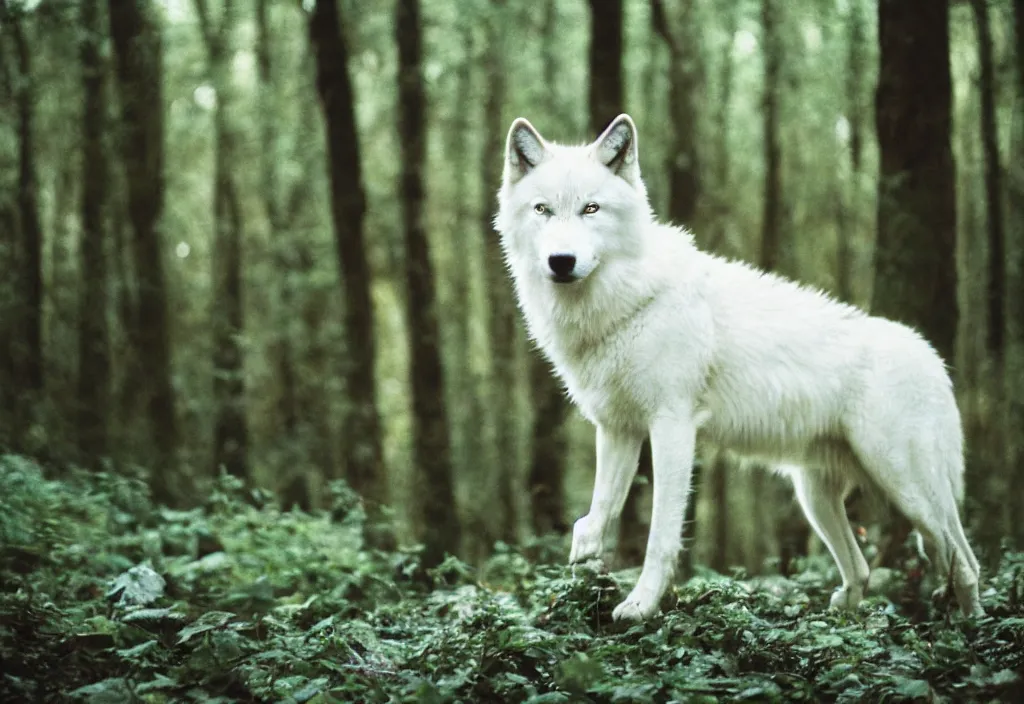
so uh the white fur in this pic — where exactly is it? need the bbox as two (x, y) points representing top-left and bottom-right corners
(495, 114), (983, 621)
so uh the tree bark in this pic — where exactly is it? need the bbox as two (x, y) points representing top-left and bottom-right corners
(108, 0), (179, 502)
(194, 0), (249, 479)
(309, 0), (385, 504)
(396, 0), (461, 565)
(652, 0), (702, 228)
(587, 0), (624, 134)
(971, 0), (1005, 362)
(77, 0), (112, 460)
(836, 0), (867, 303)
(256, 0), (298, 448)
(873, 0), (957, 364)
(0, 16), (17, 445)
(1006, 0), (1024, 547)
(759, 0), (785, 274)
(481, 0), (522, 547)
(2, 9), (45, 448)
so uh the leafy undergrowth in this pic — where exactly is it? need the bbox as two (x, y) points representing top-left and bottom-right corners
(2, 456), (1023, 703)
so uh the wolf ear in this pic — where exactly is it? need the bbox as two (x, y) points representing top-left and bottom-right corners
(504, 118), (547, 185)
(593, 114), (641, 187)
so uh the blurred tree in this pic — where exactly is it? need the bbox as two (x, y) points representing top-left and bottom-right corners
(108, 0), (179, 502)
(76, 0), (111, 460)
(873, 0), (957, 559)
(652, 0), (703, 227)
(481, 0), (521, 547)
(195, 0), (249, 480)
(255, 0), (299, 462)
(588, 0), (624, 132)
(396, 0), (461, 566)
(0, 7), (16, 446)
(759, 0), (785, 275)
(1008, 0), (1024, 547)
(873, 0), (957, 364)
(2, 5), (44, 450)
(835, 0), (867, 303)
(309, 0), (385, 504)
(528, 0), (571, 539)
(970, 0), (1004, 365)
(969, 0), (1009, 552)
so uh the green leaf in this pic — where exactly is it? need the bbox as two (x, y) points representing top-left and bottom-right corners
(176, 610), (236, 644)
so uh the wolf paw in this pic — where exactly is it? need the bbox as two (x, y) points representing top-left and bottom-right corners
(612, 587), (659, 622)
(828, 585), (864, 611)
(569, 514), (604, 564)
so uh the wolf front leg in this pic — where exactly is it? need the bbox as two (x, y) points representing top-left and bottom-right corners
(612, 411), (696, 621)
(569, 426), (644, 565)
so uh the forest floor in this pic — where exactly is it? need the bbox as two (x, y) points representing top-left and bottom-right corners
(2, 455), (1024, 703)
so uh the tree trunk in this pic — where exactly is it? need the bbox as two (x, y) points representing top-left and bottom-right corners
(587, 0), (624, 134)
(396, 0), (461, 566)
(652, 0), (702, 228)
(1006, 0), (1024, 548)
(108, 0), (179, 502)
(835, 0), (867, 304)
(970, 0), (1010, 555)
(309, 0), (385, 504)
(0, 20), (17, 446)
(873, 0), (958, 560)
(873, 0), (957, 364)
(528, 0), (571, 538)
(971, 0), (1005, 363)
(256, 0), (299, 449)
(77, 0), (112, 461)
(759, 0), (785, 275)
(481, 0), (522, 548)
(194, 0), (249, 479)
(4, 10), (44, 449)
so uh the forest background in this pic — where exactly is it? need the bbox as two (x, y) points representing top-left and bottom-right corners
(1, 0), (1023, 580)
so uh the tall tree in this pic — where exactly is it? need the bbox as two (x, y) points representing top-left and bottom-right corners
(528, 0), (571, 538)
(759, 0), (785, 274)
(587, 0), (624, 133)
(481, 0), (522, 547)
(652, 0), (703, 227)
(256, 0), (299, 454)
(309, 0), (385, 504)
(873, 0), (957, 364)
(195, 0), (249, 479)
(108, 0), (179, 502)
(3, 6), (44, 448)
(77, 0), (112, 459)
(0, 6), (18, 445)
(1007, 0), (1024, 547)
(396, 0), (461, 565)
(835, 0), (867, 303)
(971, 0), (1010, 552)
(971, 0), (1005, 363)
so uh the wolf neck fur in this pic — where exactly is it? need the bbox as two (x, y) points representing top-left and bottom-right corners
(511, 228), (673, 360)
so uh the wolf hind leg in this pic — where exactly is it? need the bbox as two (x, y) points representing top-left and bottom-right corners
(849, 430), (983, 618)
(789, 466), (870, 610)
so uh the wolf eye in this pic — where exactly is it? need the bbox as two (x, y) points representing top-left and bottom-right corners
(583, 203), (600, 215)
(534, 203), (548, 215)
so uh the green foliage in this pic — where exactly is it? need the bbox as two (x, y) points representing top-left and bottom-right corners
(2, 456), (1023, 702)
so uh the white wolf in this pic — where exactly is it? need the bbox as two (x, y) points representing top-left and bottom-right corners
(494, 113), (983, 622)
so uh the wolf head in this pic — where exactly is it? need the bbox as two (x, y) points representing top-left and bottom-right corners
(494, 114), (651, 286)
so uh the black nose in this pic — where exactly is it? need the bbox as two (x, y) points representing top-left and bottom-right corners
(548, 254), (577, 278)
